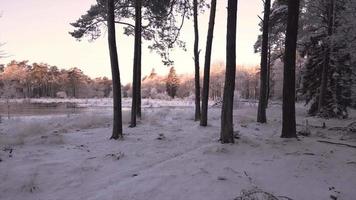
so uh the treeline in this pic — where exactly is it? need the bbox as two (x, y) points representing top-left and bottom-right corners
(0, 61), (112, 98)
(134, 63), (263, 100)
(1, 60), (280, 101)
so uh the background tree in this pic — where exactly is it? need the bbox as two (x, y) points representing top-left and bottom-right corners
(254, 0), (289, 71)
(166, 67), (179, 98)
(209, 62), (225, 100)
(257, 0), (271, 123)
(107, 0), (123, 140)
(281, 0), (300, 138)
(66, 67), (87, 98)
(193, 0), (201, 121)
(254, 0), (302, 104)
(48, 66), (61, 97)
(30, 63), (50, 97)
(220, 0), (238, 144)
(130, 0), (142, 128)
(0, 60), (114, 99)
(200, 0), (217, 126)
(0, 61), (28, 98)
(341, 0), (356, 108)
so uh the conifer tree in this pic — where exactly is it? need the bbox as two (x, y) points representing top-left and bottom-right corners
(220, 0), (238, 144)
(193, 0), (201, 121)
(200, 0), (217, 127)
(300, 0), (353, 118)
(257, 0), (271, 123)
(281, 0), (300, 138)
(107, 0), (123, 140)
(166, 67), (179, 98)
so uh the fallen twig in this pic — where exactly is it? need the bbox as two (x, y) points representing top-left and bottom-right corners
(317, 140), (356, 148)
(328, 121), (356, 132)
(297, 123), (324, 129)
(277, 196), (294, 200)
(234, 188), (294, 200)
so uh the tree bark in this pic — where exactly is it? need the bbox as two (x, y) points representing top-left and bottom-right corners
(130, 0), (142, 127)
(220, 0), (238, 144)
(193, 0), (201, 121)
(266, 43), (271, 107)
(257, 0), (271, 123)
(136, 0), (142, 119)
(200, 0), (217, 127)
(107, 0), (123, 139)
(318, 0), (334, 114)
(281, 0), (300, 138)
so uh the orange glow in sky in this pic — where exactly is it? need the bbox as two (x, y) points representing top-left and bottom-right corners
(0, 0), (263, 84)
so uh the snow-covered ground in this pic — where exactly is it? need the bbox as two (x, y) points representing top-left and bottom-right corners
(0, 99), (356, 200)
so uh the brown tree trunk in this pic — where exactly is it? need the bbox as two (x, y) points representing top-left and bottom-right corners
(266, 43), (271, 107)
(130, 0), (142, 127)
(137, 1), (142, 119)
(200, 0), (217, 127)
(257, 0), (271, 123)
(193, 0), (201, 121)
(281, 0), (300, 138)
(318, 0), (334, 114)
(107, 0), (123, 139)
(220, 0), (238, 144)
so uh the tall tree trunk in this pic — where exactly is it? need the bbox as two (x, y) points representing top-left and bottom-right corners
(318, 0), (334, 114)
(136, 1), (142, 119)
(266, 44), (271, 107)
(130, 0), (142, 127)
(281, 0), (300, 138)
(107, 0), (123, 139)
(193, 0), (201, 121)
(200, 0), (217, 127)
(220, 0), (238, 144)
(257, 0), (271, 123)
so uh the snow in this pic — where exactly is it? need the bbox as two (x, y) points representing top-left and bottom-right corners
(1, 99), (356, 200)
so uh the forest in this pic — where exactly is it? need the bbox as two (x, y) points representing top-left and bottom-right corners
(0, 0), (356, 200)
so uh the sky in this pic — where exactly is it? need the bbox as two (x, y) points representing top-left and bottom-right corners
(0, 0), (263, 84)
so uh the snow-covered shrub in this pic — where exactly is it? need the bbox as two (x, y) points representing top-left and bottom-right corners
(152, 93), (171, 100)
(56, 91), (67, 98)
(0, 120), (50, 145)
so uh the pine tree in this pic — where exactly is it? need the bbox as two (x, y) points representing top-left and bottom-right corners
(257, 0), (271, 123)
(130, 0), (142, 128)
(193, 0), (201, 121)
(107, 0), (123, 140)
(166, 67), (179, 98)
(254, 0), (290, 68)
(341, 0), (356, 108)
(201, 0), (217, 127)
(281, 0), (300, 138)
(220, 0), (238, 144)
(300, 0), (353, 118)
(254, 0), (290, 103)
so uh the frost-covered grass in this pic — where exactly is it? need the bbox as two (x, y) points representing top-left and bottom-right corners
(0, 98), (197, 108)
(0, 99), (356, 200)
